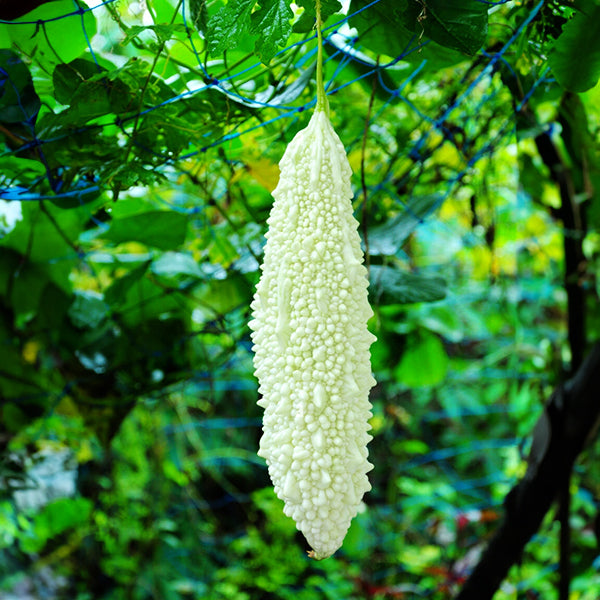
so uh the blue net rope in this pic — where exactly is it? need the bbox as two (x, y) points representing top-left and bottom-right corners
(0, 0), (548, 207)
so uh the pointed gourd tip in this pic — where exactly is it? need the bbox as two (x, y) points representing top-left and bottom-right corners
(307, 548), (331, 560)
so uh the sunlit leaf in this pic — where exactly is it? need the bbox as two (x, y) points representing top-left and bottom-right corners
(395, 330), (448, 387)
(101, 211), (188, 250)
(5, 1), (97, 71)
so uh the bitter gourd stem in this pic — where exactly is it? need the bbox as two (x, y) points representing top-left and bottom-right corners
(315, 0), (329, 115)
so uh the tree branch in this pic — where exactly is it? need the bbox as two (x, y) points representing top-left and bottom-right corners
(534, 96), (588, 373)
(455, 342), (600, 600)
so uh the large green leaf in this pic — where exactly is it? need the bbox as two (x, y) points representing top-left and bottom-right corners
(368, 195), (440, 256)
(208, 0), (293, 62)
(369, 265), (446, 305)
(404, 0), (488, 55)
(349, 0), (414, 58)
(0, 250), (58, 317)
(51, 60), (136, 126)
(101, 211), (188, 250)
(3, 1), (97, 71)
(548, 6), (600, 92)
(0, 202), (86, 291)
(68, 290), (109, 329)
(116, 277), (190, 327)
(249, 0), (294, 62)
(1, 156), (46, 180)
(208, 0), (257, 55)
(349, 0), (487, 58)
(194, 273), (253, 321)
(53, 58), (105, 105)
(151, 252), (205, 280)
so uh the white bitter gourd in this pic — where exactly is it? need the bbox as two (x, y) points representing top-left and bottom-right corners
(249, 2), (376, 560)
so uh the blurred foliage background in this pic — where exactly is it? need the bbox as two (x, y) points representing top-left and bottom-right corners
(1, 0), (600, 598)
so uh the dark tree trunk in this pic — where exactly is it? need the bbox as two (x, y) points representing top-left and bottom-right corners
(455, 343), (600, 600)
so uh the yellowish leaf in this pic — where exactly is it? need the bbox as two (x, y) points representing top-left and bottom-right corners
(242, 158), (280, 192)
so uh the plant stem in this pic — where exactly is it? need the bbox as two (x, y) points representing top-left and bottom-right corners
(315, 0), (328, 114)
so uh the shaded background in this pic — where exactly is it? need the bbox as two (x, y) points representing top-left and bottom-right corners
(1, 0), (600, 598)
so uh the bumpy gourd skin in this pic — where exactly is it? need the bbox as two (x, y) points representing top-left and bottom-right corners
(249, 107), (376, 560)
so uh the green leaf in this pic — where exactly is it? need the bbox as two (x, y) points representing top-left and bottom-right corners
(194, 273), (252, 321)
(50, 63), (133, 126)
(395, 330), (448, 387)
(48, 186), (103, 210)
(101, 211), (188, 250)
(151, 252), (204, 280)
(293, 0), (343, 33)
(53, 58), (105, 105)
(348, 0), (414, 58)
(0, 155), (45, 180)
(106, 162), (166, 190)
(0, 50), (41, 125)
(350, 0), (472, 68)
(208, 0), (256, 55)
(0, 202), (85, 289)
(1, 403), (29, 433)
(20, 497), (92, 554)
(405, 0), (488, 55)
(369, 265), (446, 304)
(548, 6), (600, 92)
(0, 253), (56, 317)
(189, 0), (209, 33)
(368, 195), (441, 256)
(68, 291), (109, 329)
(250, 0), (294, 62)
(36, 282), (72, 330)
(104, 261), (151, 306)
(117, 279), (190, 327)
(208, 0), (293, 63)
(6, 0), (97, 71)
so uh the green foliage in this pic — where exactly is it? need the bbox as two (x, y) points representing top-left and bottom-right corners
(0, 0), (599, 598)
(395, 329), (449, 386)
(19, 497), (92, 554)
(370, 265), (446, 305)
(208, 0), (293, 63)
(348, 0), (414, 59)
(404, 0), (489, 55)
(0, 50), (41, 124)
(100, 210), (188, 250)
(348, 0), (488, 61)
(549, 2), (600, 92)
(293, 0), (343, 33)
(0, 1), (97, 71)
